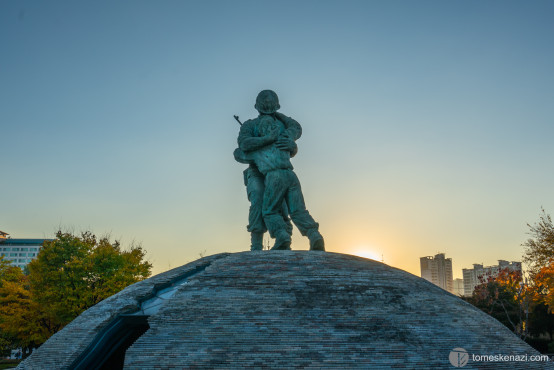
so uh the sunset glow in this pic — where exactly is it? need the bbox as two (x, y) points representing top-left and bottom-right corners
(1, 1), (552, 279)
(351, 247), (382, 262)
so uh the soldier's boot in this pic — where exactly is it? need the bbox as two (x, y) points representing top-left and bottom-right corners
(307, 229), (325, 251)
(271, 229), (291, 250)
(250, 232), (264, 251)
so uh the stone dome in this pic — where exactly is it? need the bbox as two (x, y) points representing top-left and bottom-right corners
(18, 252), (549, 369)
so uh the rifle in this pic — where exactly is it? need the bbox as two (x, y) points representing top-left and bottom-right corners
(233, 115), (243, 126)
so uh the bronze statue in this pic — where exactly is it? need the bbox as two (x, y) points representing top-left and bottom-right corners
(234, 90), (324, 251)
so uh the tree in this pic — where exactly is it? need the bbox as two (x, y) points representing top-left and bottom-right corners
(468, 269), (531, 340)
(465, 209), (554, 353)
(533, 260), (554, 313)
(521, 208), (554, 346)
(0, 257), (26, 356)
(527, 302), (554, 343)
(0, 231), (152, 349)
(523, 208), (554, 276)
(0, 256), (22, 283)
(0, 273), (47, 349)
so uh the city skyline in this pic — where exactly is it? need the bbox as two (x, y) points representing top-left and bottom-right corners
(2, 1), (553, 278)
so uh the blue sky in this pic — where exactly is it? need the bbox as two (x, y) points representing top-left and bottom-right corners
(1, 0), (553, 278)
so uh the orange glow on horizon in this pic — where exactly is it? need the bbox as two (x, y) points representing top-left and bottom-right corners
(350, 246), (383, 262)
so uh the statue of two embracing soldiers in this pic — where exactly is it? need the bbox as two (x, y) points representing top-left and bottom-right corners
(234, 90), (325, 252)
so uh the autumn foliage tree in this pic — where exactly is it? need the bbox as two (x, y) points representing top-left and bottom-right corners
(0, 231), (152, 350)
(522, 208), (554, 315)
(523, 208), (554, 277)
(465, 209), (554, 353)
(469, 269), (530, 339)
(533, 261), (554, 312)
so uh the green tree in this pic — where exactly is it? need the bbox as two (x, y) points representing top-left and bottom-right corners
(0, 273), (47, 349)
(0, 256), (22, 283)
(523, 208), (554, 276)
(0, 257), (24, 356)
(0, 231), (152, 348)
(0, 257), (47, 355)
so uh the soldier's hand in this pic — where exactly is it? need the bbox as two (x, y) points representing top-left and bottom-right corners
(276, 136), (296, 151)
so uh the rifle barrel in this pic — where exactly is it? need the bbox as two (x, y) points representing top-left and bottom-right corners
(233, 115), (243, 126)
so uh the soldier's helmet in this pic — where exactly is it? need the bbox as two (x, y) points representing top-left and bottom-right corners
(255, 90), (280, 114)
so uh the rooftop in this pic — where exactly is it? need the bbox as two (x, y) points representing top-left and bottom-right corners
(0, 238), (51, 245)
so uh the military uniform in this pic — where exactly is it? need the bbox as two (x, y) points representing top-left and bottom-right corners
(234, 113), (297, 250)
(237, 103), (324, 251)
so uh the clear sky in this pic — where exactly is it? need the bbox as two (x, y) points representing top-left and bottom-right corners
(1, 1), (553, 278)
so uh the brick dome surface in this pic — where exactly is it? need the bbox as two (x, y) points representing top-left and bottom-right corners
(18, 252), (550, 369)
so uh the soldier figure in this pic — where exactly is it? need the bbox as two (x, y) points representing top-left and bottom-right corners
(234, 147), (295, 250)
(235, 90), (324, 251)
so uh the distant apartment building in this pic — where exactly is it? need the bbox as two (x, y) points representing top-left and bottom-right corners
(453, 278), (464, 296)
(0, 231), (50, 269)
(420, 253), (454, 293)
(462, 260), (522, 297)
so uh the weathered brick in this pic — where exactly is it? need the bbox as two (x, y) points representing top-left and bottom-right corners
(18, 252), (552, 369)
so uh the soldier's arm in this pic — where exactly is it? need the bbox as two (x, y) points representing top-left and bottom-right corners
(233, 147), (253, 164)
(275, 112), (302, 141)
(238, 120), (278, 152)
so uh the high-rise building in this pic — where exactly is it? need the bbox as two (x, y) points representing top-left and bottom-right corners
(462, 260), (522, 297)
(420, 253), (454, 293)
(0, 231), (50, 269)
(453, 278), (464, 296)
